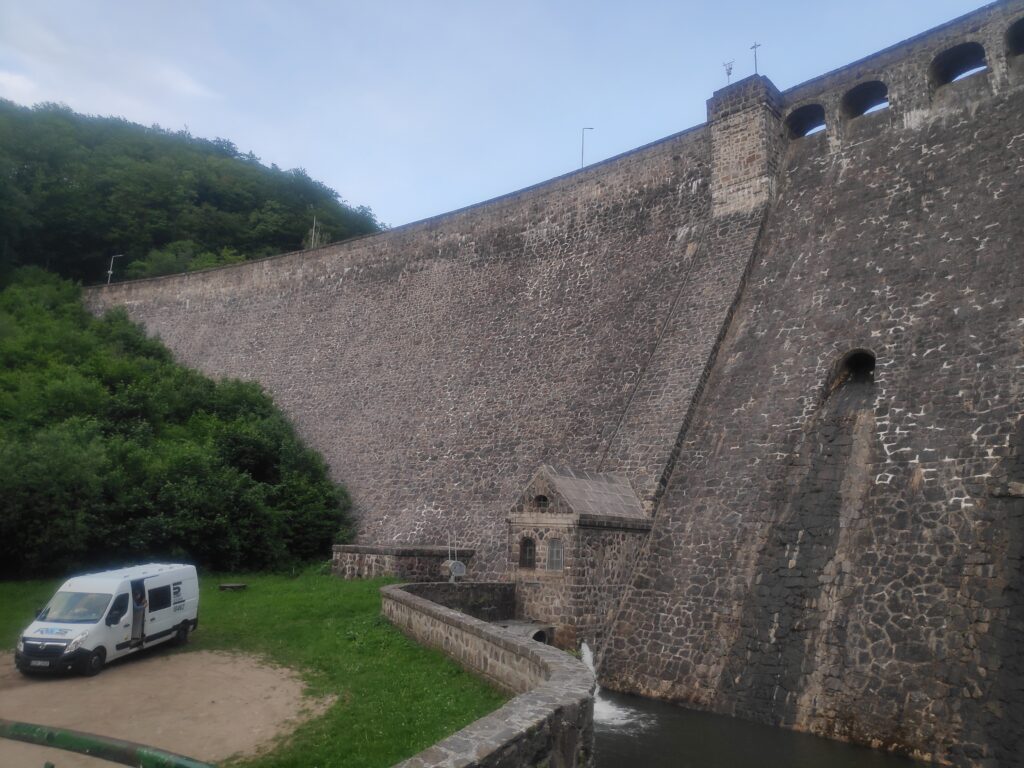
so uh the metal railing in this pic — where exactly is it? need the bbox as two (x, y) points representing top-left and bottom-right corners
(0, 718), (212, 768)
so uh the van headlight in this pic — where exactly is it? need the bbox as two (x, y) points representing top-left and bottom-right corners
(16, 638), (23, 653)
(64, 632), (88, 654)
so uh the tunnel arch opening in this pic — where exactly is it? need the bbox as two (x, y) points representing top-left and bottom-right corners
(838, 349), (877, 386)
(930, 42), (988, 88)
(786, 104), (827, 138)
(842, 81), (890, 119)
(1007, 17), (1024, 59)
(844, 350), (876, 382)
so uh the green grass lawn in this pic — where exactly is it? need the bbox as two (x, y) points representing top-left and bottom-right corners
(0, 570), (508, 767)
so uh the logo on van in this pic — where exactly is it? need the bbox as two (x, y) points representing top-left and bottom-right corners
(172, 581), (185, 605)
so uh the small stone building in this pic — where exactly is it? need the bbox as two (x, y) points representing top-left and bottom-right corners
(509, 466), (651, 648)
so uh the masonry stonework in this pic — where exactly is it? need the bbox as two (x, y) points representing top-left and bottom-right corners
(88, 2), (1024, 765)
(381, 583), (594, 768)
(331, 544), (473, 582)
(509, 467), (651, 649)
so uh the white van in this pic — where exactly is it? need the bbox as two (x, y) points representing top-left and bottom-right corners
(14, 563), (199, 676)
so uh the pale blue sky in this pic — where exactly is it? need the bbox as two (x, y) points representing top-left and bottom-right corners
(0, 1), (989, 227)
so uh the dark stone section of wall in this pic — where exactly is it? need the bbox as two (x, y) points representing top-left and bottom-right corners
(602, 51), (1024, 768)
(716, 373), (876, 724)
(977, 421), (1024, 765)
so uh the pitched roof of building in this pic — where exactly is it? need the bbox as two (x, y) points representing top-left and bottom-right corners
(540, 465), (647, 520)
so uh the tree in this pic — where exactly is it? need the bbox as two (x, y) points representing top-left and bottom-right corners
(0, 99), (382, 283)
(0, 269), (353, 576)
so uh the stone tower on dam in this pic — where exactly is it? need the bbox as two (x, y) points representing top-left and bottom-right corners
(89, 2), (1024, 765)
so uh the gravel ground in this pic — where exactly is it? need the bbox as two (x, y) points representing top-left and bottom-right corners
(0, 649), (332, 766)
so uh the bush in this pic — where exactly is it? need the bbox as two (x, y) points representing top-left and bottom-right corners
(0, 268), (352, 577)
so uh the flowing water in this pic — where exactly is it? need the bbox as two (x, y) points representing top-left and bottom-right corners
(580, 644), (921, 768)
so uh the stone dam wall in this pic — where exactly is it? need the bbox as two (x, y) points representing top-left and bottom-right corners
(87, 118), (727, 583)
(87, 2), (1024, 765)
(602, 4), (1024, 766)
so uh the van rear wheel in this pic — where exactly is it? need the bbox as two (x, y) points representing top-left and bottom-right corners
(175, 622), (190, 646)
(80, 647), (105, 677)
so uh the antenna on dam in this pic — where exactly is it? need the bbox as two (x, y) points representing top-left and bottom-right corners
(751, 41), (762, 74)
(581, 127), (594, 168)
(723, 60), (735, 84)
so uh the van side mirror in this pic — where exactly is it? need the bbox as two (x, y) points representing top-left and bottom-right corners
(106, 612), (122, 626)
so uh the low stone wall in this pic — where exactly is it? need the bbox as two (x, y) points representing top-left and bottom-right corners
(332, 545), (473, 582)
(381, 583), (595, 768)
(399, 582), (515, 623)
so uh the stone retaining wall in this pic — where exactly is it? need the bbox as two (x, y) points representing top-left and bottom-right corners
(398, 582), (515, 623)
(332, 545), (473, 582)
(380, 583), (594, 768)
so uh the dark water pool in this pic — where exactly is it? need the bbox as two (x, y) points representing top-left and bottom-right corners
(594, 689), (922, 768)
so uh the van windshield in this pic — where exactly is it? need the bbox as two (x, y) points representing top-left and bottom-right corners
(38, 592), (113, 624)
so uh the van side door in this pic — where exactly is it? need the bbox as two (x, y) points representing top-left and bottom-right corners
(105, 593), (132, 657)
(144, 583), (176, 644)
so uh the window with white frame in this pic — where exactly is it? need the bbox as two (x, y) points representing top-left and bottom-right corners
(547, 538), (563, 571)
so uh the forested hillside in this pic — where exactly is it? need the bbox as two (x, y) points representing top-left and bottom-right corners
(0, 269), (352, 577)
(0, 99), (381, 284)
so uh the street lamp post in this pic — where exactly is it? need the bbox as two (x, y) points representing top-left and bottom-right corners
(581, 127), (594, 169)
(106, 254), (124, 285)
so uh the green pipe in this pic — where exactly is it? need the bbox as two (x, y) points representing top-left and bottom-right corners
(0, 718), (212, 768)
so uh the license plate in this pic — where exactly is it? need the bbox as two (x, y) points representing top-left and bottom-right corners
(29, 660), (50, 668)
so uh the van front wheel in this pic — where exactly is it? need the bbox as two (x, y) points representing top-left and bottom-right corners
(80, 647), (105, 677)
(175, 622), (190, 646)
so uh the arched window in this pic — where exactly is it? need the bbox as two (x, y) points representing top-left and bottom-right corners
(842, 81), (889, 119)
(547, 538), (564, 571)
(519, 537), (536, 569)
(1007, 17), (1024, 59)
(533, 494), (550, 510)
(786, 104), (827, 138)
(930, 42), (988, 87)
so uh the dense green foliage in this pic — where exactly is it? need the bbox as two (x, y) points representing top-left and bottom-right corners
(0, 269), (351, 577)
(0, 99), (381, 284)
(0, 573), (508, 767)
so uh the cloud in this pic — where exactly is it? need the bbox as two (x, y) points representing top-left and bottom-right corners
(0, 70), (38, 102)
(155, 65), (219, 101)
(0, 5), (218, 121)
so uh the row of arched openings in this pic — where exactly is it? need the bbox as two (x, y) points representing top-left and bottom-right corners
(787, 18), (1024, 138)
(519, 536), (563, 570)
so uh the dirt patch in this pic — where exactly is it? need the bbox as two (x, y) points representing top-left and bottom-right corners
(0, 650), (333, 764)
(0, 740), (115, 768)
